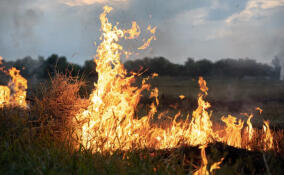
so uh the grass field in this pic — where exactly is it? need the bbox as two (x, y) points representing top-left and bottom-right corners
(1, 75), (284, 174)
(148, 76), (284, 128)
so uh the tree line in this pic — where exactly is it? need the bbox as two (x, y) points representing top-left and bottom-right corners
(0, 54), (281, 80)
(125, 57), (281, 80)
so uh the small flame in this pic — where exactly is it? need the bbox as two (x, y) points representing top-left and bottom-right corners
(179, 95), (185, 100)
(220, 115), (244, 148)
(124, 21), (140, 39)
(193, 145), (223, 175)
(138, 25), (156, 50)
(263, 120), (274, 151)
(0, 57), (27, 108)
(147, 25), (157, 35)
(256, 107), (263, 114)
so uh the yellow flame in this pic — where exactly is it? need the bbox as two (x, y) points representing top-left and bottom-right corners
(263, 120), (274, 151)
(193, 145), (223, 175)
(220, 115), (244, 148)
(193, 145), (209, 175)
(246, 114), (254, 141)
(137, 25), (156, 50)
(73, 6), (275, 156)
(179, 95), (185, 100)
(147, 25), (157, 35)
(138, 36), (156, 50)
(0, 57), (27, 108)
(0, 86), (10, 107)
(8, 67), (28, 108)
(124, 21), (140, 39)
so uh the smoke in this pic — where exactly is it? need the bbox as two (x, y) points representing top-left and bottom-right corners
(0, 0), (283, 65)
(0, 0), (43, 59)
(276, 50), (284, 80)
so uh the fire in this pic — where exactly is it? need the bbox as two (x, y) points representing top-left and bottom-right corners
(8, 67), (28, 108)
(0, 85), (10, 107)
(188, 79), (212, 146)
(219, 115), (244, 148)
(263, 120), (274, 151)
(0, 57), (27, 108)
(73, 6), (275, 155)
(179, 95), (185, 100)
(193, 145), (223, 175)
(124, 21), (140, 39)
(138, 25), (156, 50)
(73, 5), (152, 151)
(0, 5), (278, 174)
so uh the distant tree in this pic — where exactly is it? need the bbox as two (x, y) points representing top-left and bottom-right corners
(40, 54), (82, 78)
(184, 57), (195, 77)
(195, 59), (213, 77)
(82, 60), (97, 77)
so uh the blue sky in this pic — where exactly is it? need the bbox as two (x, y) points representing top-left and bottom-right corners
(0, 0), (284, 64)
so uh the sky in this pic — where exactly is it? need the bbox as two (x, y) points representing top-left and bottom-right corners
(0, 0), (284, 65)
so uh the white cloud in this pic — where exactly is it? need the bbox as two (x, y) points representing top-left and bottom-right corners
(226, 0), (284, 23)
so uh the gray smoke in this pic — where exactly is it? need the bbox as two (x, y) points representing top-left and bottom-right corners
(0, 0), (43, 59)
(276, 50), (284, 80)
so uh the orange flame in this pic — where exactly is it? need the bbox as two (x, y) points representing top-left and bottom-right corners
(220, 115), (244, 148)
(0, 85), (10, 107)
(8, 67), (28, 108)
(138, 25), (156, 50)
(73, 6), (275, 158)
(124, 21), (141, 39)
(193, 145), (223, 175)
(263, 120), (274, 151)
(0, 57), (27, 108)
(179, 95), (185, 100)
(256, 107), (263, 114)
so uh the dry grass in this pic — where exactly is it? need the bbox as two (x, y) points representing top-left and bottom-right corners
(30, 73), (89, 140)
(1, 74), (284, 174)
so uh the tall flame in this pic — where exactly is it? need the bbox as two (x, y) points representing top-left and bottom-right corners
(73, 6), (151, 151)
(73, 5), (274, 158)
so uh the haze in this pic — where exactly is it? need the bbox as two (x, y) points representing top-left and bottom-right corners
(0, 0), (284, 65)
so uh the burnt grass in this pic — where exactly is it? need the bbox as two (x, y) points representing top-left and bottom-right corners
(1, 75), (284, 174)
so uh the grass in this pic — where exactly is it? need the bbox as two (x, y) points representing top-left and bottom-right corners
(148, 76), (284, 127)
(1, 74), (284, 174)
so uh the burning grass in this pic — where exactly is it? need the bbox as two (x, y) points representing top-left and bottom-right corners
(1, 5), (284, 175)
(0, 72), (284, 174)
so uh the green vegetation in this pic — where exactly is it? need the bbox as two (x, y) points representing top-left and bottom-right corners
(0, 74), (284, 174)
(1, 55), (284, 174)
